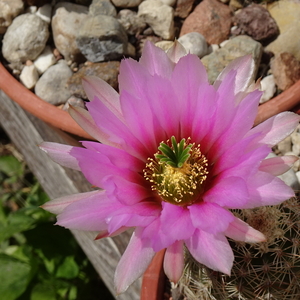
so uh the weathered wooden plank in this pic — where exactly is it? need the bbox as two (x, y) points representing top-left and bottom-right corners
(0, 90), (141, 300)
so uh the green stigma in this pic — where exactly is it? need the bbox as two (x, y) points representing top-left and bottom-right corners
(144, 137), (209, 206)
(155, 136), (193, 168)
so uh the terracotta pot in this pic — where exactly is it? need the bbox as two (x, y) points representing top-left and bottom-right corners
(0, 62), (300, 139)
(141, 249), (166, 300)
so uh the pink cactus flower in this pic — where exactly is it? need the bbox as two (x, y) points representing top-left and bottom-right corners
(40, 42), (300, 293)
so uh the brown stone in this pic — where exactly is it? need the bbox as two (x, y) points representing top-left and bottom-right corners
(175, 0), (194, 18)
(233, 4), (279, 43)
(270, 52), (300, 91)
(67, 61), (120, 99)
(180, 0), (233, 45)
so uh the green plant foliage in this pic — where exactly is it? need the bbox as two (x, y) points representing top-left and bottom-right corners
(0, 145), (114, 300)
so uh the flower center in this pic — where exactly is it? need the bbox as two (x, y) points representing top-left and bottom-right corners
(144, 136), (209, 206)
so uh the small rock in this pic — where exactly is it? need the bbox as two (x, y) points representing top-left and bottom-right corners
(19, 64), (39, 89)
(89, 0), (117, 17)
(178, 32), (209, 58)
(117, 9), (147, 35)
(174, 0), (194, 18)
(2, 13), (49, 63)
(291, 130), (300, 156)
(34, 46), (56, 74)
(76, 15), (128, 62)
(125, 42), (136, 57)
(155, 40), (175, 51)
(111, 0), (142, 8)
(233, 4), (279, 43)
(52, 2), (88, 62)
(35, 60), (73, 105)
(75, 0), (92, 4)
(276, 135), (292, 155)
(67, 61), (120, 99)
(259, 74), (276, 104)
(160, 0), (176, 7)
(36, 3), (52, 23)
(180, 0), (232, 45)
(201, 35), (263, 84)
(278, 167), (300, 190)
(0, 0), (24, 34)
(138, 0), (175, 40)
(63, 96), (86, 111)
(266, 0), (300, 61)
(229, 0), (243, 10)
(270, 52), (300, 91)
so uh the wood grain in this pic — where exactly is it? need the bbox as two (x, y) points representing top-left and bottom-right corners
(0, 90), (141, 300)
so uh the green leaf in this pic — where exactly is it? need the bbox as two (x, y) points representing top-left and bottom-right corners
(0, 254), (32, 300)
(0, 155), (24, 178)
(30, 282), (56, 300)
(56, 256), (79, 279)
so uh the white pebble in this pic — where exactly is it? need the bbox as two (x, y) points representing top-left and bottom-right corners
(178, 32), (208, 58)
(20, 64), (39, 89)
(34, 46), (56, 74)
(260, 74), (276, 103)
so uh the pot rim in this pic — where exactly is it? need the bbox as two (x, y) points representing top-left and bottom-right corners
(0, 62), (300, 138)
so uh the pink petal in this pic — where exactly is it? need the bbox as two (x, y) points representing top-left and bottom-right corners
(68, 106), (120, 148)
(39, 142), (80, 170)
(70, 147), (137, 188)
(160, 203), (195, 242)
(82, 141), (144, 172)
(120, 90), (159, 154)
(141, 218), (173, 252)
(209, 89), (262, 161)
(82, 76), (122, 117)
(171, 54), (208, 136)
(203, 176), (249, 208)
(185, 229), (234, 275)
(166, 40), (187, 63)
(201, 70), (237, 151)
(214, 55), (255, 98)
(259, 155), (299, 176)
(245, 171), (295, 208)
(139, 41), (174, 78)
(114, 228), (155, 294)
(224, 217), (266, 243)
(163, 240), (184, 283)
(107, 201), (161, 233)
(191, 83), (218, 143)
(86, 97), (148, 159)
(248, 112), (300, 147)
(41, 190), (101, 214)
(188, 202), (234, 234)
(56, 191), (120, 231)
(103, 175), (151, 205)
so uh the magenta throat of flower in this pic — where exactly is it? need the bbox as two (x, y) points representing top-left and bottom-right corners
(143, 136), (209, 206)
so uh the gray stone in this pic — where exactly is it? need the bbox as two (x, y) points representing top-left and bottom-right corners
(278, 168), (300, 191)
(117, 9), (147, 35)
(89, 0), (117, 17)
(0, 0), (24, 34)
(201, 35), (263, 84)
(112, 0), (142, 8)
(276, 135), (292, 155)
(178, 32), (209, 58)
(36, 4), (52, 23)
(76, 15), (128, 62)
(2, 13), (49, 63)
(35, 60), (73, 105)
(52, 2), (88, 62)
(138, 0), (175, 40)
